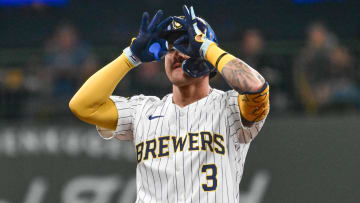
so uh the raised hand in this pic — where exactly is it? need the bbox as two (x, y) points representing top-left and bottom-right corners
(172, 5), (215, 59)
(127, 10), (172, 64)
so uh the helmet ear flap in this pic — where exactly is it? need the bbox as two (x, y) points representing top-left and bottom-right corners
(209, 69), (217, 79)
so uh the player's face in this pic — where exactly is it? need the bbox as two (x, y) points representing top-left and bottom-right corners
(164, 48), (205, 87)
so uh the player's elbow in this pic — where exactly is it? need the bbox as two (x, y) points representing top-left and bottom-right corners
(69, 96), (90, 120)
(252, 81), (266, 92)
(69, 97), (80, 117)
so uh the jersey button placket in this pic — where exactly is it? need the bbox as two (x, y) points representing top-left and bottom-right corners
(179, 109), (185, 130)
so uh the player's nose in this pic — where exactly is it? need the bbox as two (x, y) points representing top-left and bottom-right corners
(173, 49), (189, 60)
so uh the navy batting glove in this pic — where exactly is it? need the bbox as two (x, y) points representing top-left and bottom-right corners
(125, 10), (172, 66)
(173, 5), (214, 59)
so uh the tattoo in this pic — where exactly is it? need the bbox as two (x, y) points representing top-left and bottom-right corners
(222, 58), (265, 93)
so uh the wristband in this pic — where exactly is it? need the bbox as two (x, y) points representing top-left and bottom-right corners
(123, 47), (142, 68)
(199, 38), (214, 59)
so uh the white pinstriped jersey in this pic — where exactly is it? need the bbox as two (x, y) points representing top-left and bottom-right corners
(97, 88), (266, 203)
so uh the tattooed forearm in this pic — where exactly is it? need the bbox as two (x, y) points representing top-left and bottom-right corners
(221, 58), (265, 93)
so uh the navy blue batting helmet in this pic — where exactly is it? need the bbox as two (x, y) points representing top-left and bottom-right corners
(160, 16), (218, 78)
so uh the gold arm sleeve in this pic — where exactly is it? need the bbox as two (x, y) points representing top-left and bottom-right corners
(238, 83), (270, 122)
(69, 53), (135, 130)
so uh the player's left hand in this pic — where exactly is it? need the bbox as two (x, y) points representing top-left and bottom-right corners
(173, 5), (215, 59)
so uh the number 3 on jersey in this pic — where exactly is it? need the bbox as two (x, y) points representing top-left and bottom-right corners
(201, 164), (217, 191)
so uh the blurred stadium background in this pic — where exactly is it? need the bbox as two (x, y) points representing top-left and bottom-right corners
(0, 0), (359, 202)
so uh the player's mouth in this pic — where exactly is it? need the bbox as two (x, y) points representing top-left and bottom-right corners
(172, 57), (187, 70)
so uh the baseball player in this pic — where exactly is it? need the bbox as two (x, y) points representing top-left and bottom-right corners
(69, 5), (269, 203)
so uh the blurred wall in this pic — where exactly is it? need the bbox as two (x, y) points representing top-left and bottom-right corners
(0, 115), (359, 203)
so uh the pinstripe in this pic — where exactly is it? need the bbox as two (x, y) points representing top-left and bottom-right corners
(157, 99), (171, 202)
(148, 159), (156, 203)
(164, 96), (172, 203)
(153, 101), (167, 200)
(134, 100), (146, 141)
(165, 116), (171, 203)
(211, 96), (217, 202)
(136, 172), (143, 202)
(248, 128), (254, 140)
(140, 104), (155, 139)
(136, 163), (145, 201)
(203, 95), (209, 203)
(174, 104), (179, 203)
(225, 112), (230, 202)
(131, 97), (142, 126)
(180, 107), (186, 203)
(241, 127), (248, 144)
(186, 105), (192, 203)
(136, 171), (142, 203)
(149, 101), (166, 202)
(219, 94), (224, 203)
(255, 123), (260, 132)
(142, 145), (150, 200)
(196, 99), (201, 203)
(140, 164), (149, 201)
(144, 105), (160, 203)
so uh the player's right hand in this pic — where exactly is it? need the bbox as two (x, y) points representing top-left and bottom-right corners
(124, 10), (172, 66)
(172, 5), (215, 59)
